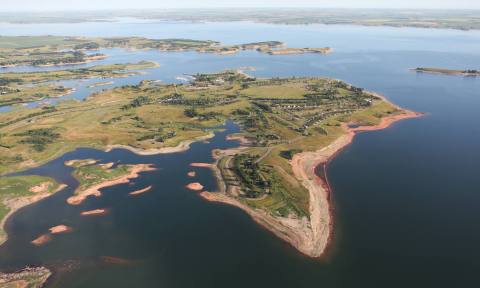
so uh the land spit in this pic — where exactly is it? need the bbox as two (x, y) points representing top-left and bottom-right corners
(129, 185), (153, 196)
(105, 133), (214, 155)
(80, 209), (108, 216)
(202, 109), (422, 258)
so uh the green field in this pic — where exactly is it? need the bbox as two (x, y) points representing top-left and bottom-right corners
(73, 163), (131, 192)
(0, 175), (62, 241)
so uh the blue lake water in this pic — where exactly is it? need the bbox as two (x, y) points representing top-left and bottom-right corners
(0, 19), (480, 287)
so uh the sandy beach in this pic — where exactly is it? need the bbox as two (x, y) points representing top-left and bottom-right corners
(67, 164), (155, 205)
(189, 163), (213, 168)
(80, 209), (108, 216)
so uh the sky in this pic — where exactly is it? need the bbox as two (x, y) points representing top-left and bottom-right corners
(1, 0), (479, 11)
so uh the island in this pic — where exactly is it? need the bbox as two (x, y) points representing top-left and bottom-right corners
(267, 47), (333, 55)
(0, 68), (421, 258)
(67, 161), (155, 205)
(413, 67), (480, 76)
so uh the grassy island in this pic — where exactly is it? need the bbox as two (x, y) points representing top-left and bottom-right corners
(413, 67), (480, 76)
(67, 162), (155, 205)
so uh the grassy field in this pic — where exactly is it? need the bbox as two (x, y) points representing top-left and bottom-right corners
(0, 36), (84, 50)
(73, 163), (131, 192)
(0, 61), (158, 84)
(0, 175), (62, 239)
(0, 61), (157, 108)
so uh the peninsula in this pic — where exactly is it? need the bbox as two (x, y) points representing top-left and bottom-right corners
(0, 68), (420, 258)
(0, 36), (332, 60)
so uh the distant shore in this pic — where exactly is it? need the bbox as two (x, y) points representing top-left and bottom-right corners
(412, 67), (480, 76)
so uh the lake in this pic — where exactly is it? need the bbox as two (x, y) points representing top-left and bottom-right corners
(0, 19), (480, 287)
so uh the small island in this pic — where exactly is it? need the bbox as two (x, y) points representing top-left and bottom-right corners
(413, 67), (480, 76)
(67, 161), (155, 205)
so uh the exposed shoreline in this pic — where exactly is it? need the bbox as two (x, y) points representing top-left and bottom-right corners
(67, 164), (156, 205)
(0, 184), (68, 246)
(104, 133), (214, 155)
(201, 108), (423, 258)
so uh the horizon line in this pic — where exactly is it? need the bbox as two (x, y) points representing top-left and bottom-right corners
(1, 7), (480, 13)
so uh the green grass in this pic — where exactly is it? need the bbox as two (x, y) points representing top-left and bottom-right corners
(73, 163), (131, 192)
(0, 175), (61, 240)
(0, 36), (83, 49)
(0, 61), (158, 84)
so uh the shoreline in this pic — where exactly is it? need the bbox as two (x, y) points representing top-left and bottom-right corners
(104, 133), (214, 155)
(201, 108), (423, 258)
(411, 67), (480, 76)
(67, 164), (155, 205)
(0, 54), (108, 69)
(0, 184), (68, 246)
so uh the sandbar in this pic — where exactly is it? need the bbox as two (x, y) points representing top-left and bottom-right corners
(189, 163), (213, 168)
(31, 234), (52, 246)
(128, 185), (152, 196)
(186, 182), (204, 191)
(80, 209), (108, 216)
(49, 225), (72, 234)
